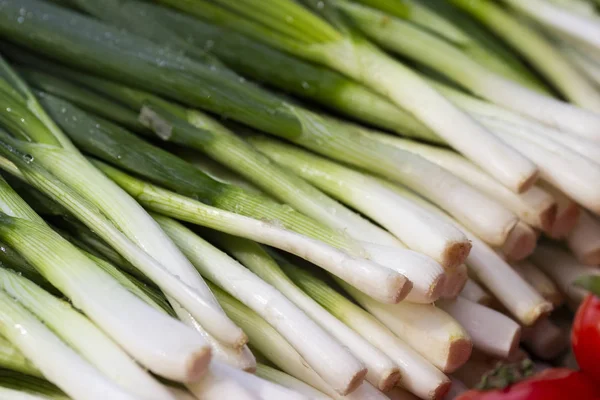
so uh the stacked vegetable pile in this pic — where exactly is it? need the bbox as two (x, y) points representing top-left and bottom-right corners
(0, 0), (598, 399)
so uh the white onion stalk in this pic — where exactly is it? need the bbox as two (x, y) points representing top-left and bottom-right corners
(522, 318), (569, 361)
(359, 242), (447, 304)
(210, 283), (375, 399)
(181, 112), (404, 249)
(530, 244), (600, 307)
(338, 1), (600, 136)
(460, 279), (493, 306)
(484, 122), (600, 214)
(178, 0), (541, 192)
(0, 153), (244, 349)
(251, 134), (510, 254)
(13, 139), (239, 345)
(0, 289), (137, 400)
(96, 161), (410, 304)
(155, 216), (367, 396)
(256, 365), (332, 400)
(561, 43), (600, 87)
(248, 135), (471, 268)
(207, 362), (309, 400)
(0, 387), (54, 400)
(211, 236), (400, 392)
(0, 336), (40, 378)
(431, 78), (600, 143)
(0, 174), (213, 382)
(0, 268), (176, 400)
(0, 213), (211, 382)
(437, 297), (521, 358)
(339, 280), (471, 374)
(450, 0), (600, 112)
(501, 221), (538, 261)
(186, 363), (259, 400)
(378, 182), (552, 326)
(280, 260), (451, 400)
(426, 86), (600, 212)
(479, 115), (600, 164)
(512, 261), (565, 307)
(567, 210), (600, 266)
(367, 133), (556, 232)
(537, 182), (581, 238)
(171, 305), (257, 373)
(441, 264), (469, 300)
(502, 0), (600, 52)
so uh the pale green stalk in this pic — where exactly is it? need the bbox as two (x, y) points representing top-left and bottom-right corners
(449, 0), (600, 111)
(337, 1), (600, 137)
(0, 268), (175, 400)
(0, 173), (212, 382)
(0, 289), (137, 400)
(0, 335), (41, 378)
(152, 0), (539, 193)
(94, 160), (411, 304)
(153, 215), (367, 396)
(278, 257), (451, 399)
(376, 181), (553, 326)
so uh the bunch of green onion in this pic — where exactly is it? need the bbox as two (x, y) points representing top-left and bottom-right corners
(0, 0), (597, 399)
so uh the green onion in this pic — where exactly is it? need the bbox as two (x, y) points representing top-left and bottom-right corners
(82, 251), (174, 316)
(0, 49), (243, 348)
(248, 135), (515, 262)
(364, 133), (557, 232)
(20, 65), (402, 249)
(32, 89), (368, 253)
(512, 261), (564, 307)
(566, 210), (600, 265)
(152, 0), (539, 193)
(0, 175), (211, 382)
(255, 364), (330, 400)
(378, 181), (553, 326)
(276, 255), (451, 399)
(427, 82), (600, 214)
(0, 288), (138, 399)
(334, 276), (472, 374)
(0, 0), (531, 209)
(437, 297), (521, 358)
(193, 361), (307, 400)
(0, 268), (176, 399)
(209, 282), (388, 400)
(153, 215), (367, 395)
(0, 336), (41, 378)
(94, 159), (411, 304)
(5, 43), (523, 254)
(501, 0), (600, 54)
(538, 181), (581, 239)
(48, 0), (438, 142)
(460, 279), (493, 306)
(0, 370), (69, 400)
(531, 243), (600, 307)
(205, 233), (401, 392)
(336, 0), (600, 138)
(349, 0), (547, 89)
(448, 0), (600, 112)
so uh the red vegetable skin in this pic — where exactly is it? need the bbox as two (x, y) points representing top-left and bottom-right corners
(456, 368), (600, 400)
(573, 293), (600, 383)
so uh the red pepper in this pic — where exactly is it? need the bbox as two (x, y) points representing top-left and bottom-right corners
(572, 276), (600, 383)
(456, 368), (600, 400)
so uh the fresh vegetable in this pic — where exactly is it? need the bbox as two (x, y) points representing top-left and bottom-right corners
(457, 367), (600, 400)
(572, 275), (600, 383)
